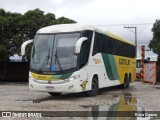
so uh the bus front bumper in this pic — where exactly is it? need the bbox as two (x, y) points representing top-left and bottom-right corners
(29, 79), (83, 93)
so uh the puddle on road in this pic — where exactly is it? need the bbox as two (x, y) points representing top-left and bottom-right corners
(16, 96), (54, 103)
(81, 93), (137, 115)
(79, 92), (154, 120)
(155, 87), (160, 89)
(16, 98), (33, 102)
(16, 98), (41, 103)
(14, 92), (159, 119)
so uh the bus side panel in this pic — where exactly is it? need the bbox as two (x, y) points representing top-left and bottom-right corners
(114, 56), (136, 84)
(87, 53), (121, 89)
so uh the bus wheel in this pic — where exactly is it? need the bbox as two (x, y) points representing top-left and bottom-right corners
(48, 92), (62, 97)
(123, 75), (130, 89)
(127, 76), (130, 88)
(85, 77), (99, 97)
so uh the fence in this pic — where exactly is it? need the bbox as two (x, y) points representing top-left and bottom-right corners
(0, 62), (29, 82)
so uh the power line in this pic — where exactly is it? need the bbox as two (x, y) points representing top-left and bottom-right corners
(124, 26), (137, 56)
(96, 23), (153, 27)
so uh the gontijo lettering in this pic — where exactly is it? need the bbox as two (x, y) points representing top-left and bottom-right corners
(119, 59), (130, 65)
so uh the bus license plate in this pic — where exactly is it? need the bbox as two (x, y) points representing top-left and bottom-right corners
(46, 86), (54, 89)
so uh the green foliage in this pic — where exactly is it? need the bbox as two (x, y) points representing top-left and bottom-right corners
(0, 8), (76, 62)
(0, 44), (8, 62)
(149, 20), (160, 62)
(56, 17), (76, 24)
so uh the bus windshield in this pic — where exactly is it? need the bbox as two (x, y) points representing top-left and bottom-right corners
(30, 33), (80, 72)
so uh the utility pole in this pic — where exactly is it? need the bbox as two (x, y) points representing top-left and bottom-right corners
(124, 26), (137, 57)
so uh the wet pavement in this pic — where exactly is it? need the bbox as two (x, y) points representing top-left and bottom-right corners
(0, 82), (160, 120)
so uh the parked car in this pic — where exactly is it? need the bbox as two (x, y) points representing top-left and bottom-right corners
(136, 73), (142, 81)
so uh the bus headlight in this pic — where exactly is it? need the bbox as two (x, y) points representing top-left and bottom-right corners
(65, 74), (80, 81)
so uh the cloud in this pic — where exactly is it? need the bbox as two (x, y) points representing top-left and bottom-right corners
(0, 0), (159, 45)
(0, 0), (59, 14)
(52, 0), (160, 26)
(0, 0), (159, 23)
(58, 0), (94, 9)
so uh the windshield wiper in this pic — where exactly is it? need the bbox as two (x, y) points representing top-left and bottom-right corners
(47, 48), (50, 65)
(39, 48), (50, 70)
(55, 48), (63, 71)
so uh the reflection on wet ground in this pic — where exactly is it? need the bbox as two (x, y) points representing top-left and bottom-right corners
(78, 92), (159, 120)
(16, 93), (85, 103)
(13, 85), (160, 119)
(80, 92), (138, 119)
(155, 87), (160, 89)
(15, 92), (153, 119)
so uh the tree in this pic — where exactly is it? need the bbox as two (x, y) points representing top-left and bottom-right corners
(0, 44), (8, 62)
(149, 20), (160, 62)
(56, 16), (76, 24)
(149, 20), (160, 82)
(0, 9), (76, 62)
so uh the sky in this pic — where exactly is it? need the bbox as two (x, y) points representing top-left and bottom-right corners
(0, 0), (160, 52)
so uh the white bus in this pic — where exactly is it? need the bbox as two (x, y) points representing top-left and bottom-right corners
(21, 24), (136, 96)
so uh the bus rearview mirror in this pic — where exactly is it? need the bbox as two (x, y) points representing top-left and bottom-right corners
(75, 37), (88, 53)
(21, 39), (33, 56)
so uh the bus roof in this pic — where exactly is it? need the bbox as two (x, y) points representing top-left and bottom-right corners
(37, 24), (135, 46)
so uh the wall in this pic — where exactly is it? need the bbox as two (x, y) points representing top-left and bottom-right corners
(0, 62), (29, 82)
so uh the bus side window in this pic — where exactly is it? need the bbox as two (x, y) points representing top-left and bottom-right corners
(92, 33), (99, 55)
(79, 41), (89, 68)
(108, 38), (112, 54)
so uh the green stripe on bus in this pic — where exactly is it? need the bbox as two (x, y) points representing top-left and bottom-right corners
(102, 53), (119, 80)
(52, 72), (73, 79)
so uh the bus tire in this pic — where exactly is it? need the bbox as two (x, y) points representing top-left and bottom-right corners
(123, 75), (130, 89)
(127, 76), (130, 88)
(48, 92), (62, 97)
(85, 77), (99, 97)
